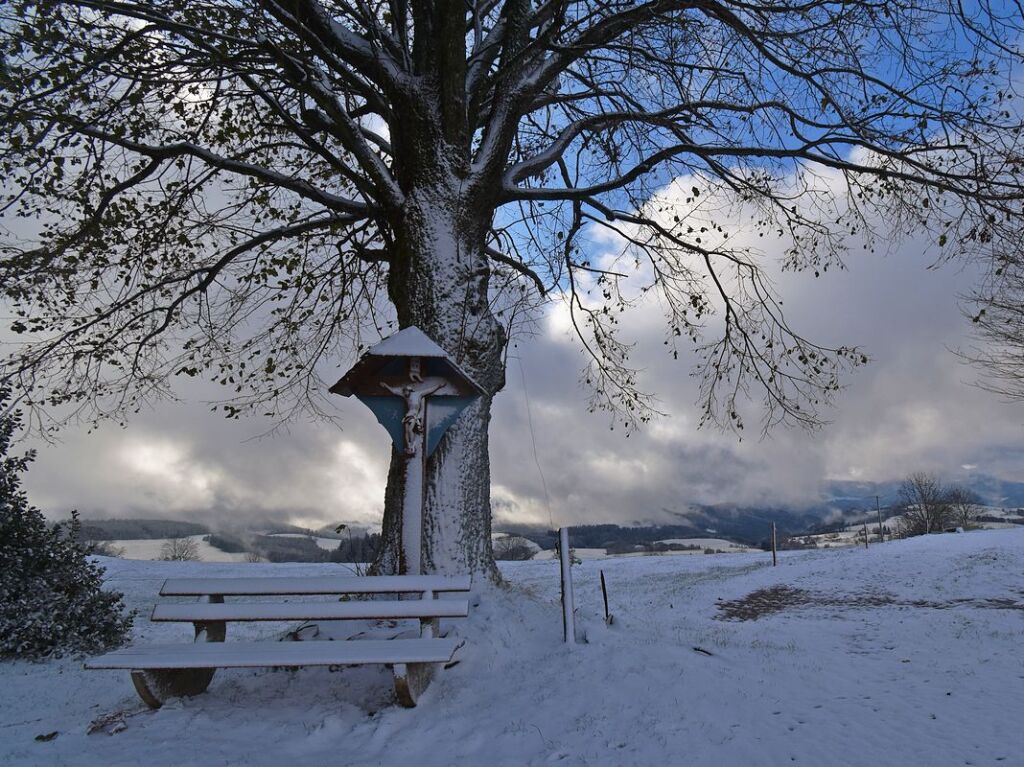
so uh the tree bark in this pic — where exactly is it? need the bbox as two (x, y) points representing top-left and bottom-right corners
(364, 1), (512, 581)
(373, 182), (505, 581)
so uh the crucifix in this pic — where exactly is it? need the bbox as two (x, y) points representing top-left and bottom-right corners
(381, 357), (447, 575)
(330, 327), (484, 575)
(382, 358), (447, 457)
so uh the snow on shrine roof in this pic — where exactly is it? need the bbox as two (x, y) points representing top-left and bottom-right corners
(329, 325), (485, 397)
(366, 327), (448, 358)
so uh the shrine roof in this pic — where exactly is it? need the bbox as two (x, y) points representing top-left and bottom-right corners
(329, 326), (485, 397)
(366, 327), (449, 358)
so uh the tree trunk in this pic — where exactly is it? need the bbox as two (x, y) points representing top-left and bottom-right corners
(373, 183), (505, 580)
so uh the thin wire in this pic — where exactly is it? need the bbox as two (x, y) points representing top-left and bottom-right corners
(516, 354), (555, 530)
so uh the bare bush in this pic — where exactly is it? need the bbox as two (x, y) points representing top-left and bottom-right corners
(85, 540), (125, 558)
(159, 537), (200, 562)
(947, 485), (982, 530)
(493, 536), (535, 562)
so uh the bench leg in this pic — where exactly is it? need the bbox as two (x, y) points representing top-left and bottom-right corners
(393, 662), (434, 708)
(194, 620), (226, 643)
(131, 595), (225, 708)
(130, 668), (216, 709)
(194, 594), (226, 643)
(420, 616), (440, 639)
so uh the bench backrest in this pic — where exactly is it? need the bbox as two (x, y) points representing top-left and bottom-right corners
(160, 574), (472, 597)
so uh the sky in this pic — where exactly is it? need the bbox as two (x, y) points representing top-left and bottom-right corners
(3, 2), (1022, 534)
(15, 175), (1024, 532)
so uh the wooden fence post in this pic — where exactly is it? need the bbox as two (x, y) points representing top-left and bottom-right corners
(771, 522), (777, 567)
(600, 570), (613, 625)
(559, 527), (576, 644)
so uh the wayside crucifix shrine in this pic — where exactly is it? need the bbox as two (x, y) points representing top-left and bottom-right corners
(330, 327), (484, 574)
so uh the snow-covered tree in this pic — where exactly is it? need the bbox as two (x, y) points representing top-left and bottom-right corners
(0, 390), (132, 659)
(2, 2), (1024, 576)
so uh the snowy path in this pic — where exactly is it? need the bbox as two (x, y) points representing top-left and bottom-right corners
(1, 530), (1021, 766)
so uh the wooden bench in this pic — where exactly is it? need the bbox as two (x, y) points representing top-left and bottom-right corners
(86, 575), (472, 708)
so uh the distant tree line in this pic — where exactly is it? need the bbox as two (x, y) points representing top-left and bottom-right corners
(73, 518), (348, 542)
(976, 514), (1024, 526)
(604, 541), (706, 556)
(252, 535), (325, 563)
(327, 533), (381, 564)
(77, 518), (209, 540)
(498, 524), (720, 552)
(201, 530), (383, 564)
(206, 533), (247, 553)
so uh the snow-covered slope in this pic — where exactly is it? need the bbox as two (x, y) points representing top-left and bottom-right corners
(112, 535), (249, 563)
(1, 529), (1021, 766)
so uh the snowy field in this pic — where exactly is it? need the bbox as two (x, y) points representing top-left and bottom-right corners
(113, 534), (344, 562)
(112, 536), (249, 563)
(1, 529), (1021, 766)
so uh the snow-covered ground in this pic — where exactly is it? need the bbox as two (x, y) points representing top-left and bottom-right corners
(2, 529), (1022, 766)
(111, 534), (343, 562)
(800, 506), (1024, 550)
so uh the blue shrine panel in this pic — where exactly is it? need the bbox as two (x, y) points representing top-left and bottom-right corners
(425, 397), (478, 457)
(356, 394), (405, 450)
(356, 394), (479, 457)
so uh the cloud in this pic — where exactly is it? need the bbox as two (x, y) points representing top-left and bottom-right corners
(16, 164), (1024, 530)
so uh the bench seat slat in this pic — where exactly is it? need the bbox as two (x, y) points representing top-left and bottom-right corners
(151, 600), (470, 623)
(85, 638), (459, 670)
(160, 575), (472, 597)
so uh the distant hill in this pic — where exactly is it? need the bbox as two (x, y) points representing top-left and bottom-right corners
(77, 518), (210, 540)
(952, 474), (1024, 507)
(669, 473), (1024, 543)
(823, 473), (1024, 510)
(76, 471), (1024, 555)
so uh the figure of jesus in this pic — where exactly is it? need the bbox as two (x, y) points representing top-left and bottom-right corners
(383, 378), (446, 457)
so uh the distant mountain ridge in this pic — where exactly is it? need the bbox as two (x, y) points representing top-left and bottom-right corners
(74, 474), (1023, 550)
(506, 473), (1024, 547)
(77, 518), (210, 541)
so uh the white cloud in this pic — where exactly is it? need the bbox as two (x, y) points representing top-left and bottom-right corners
(117, 438), (221, 508)
(16, 159), (1024, 529)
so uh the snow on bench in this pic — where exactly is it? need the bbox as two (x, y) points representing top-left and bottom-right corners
(160, 574), (472, 596)
(86, 638), (461, 670)
(86, 574), (473, 709)
(150, 600), (470, 623)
